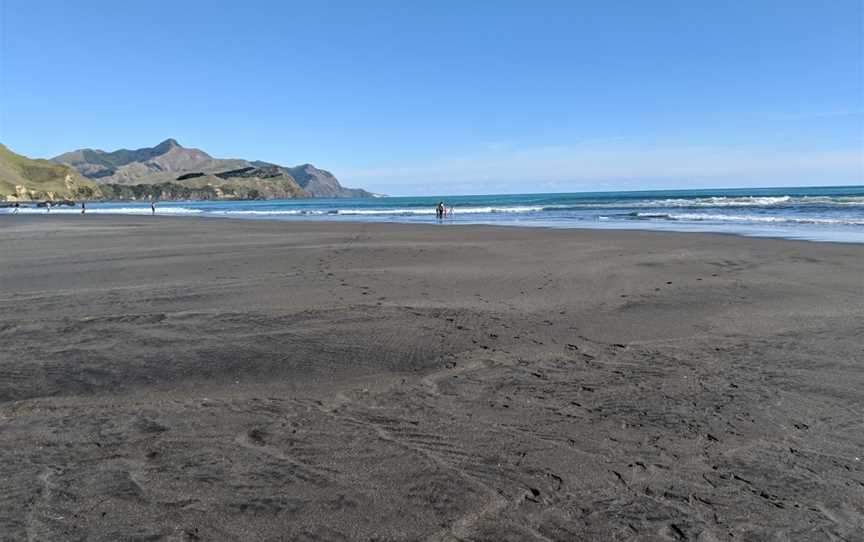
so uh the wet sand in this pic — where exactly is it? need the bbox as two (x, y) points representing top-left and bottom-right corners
(1, 215), (862, 541)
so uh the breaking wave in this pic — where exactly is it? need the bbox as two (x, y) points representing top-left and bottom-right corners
(543, 195), (864, 210)
(4, 186), (861, 242)
(632, 212), (864, 226)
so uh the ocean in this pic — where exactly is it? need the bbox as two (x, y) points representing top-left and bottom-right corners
(7, 185), (864, 243)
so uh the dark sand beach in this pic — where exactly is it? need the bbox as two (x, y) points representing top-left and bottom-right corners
(1, 215), (862, 541)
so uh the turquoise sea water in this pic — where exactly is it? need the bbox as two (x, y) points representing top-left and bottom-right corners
(7, 186), (864, 243)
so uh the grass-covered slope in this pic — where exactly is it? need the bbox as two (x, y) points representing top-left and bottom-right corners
(0, 144), (102, 201)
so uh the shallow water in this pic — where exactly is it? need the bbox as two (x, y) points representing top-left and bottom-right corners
(7, 185), (864, 243)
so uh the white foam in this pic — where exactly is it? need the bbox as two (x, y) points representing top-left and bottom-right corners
(636, 212), (864, 226)
(95, 207), (202, 215)
(342, 206), (545, 215)
(4, 205), (548, 217)
(545, 195), (864, 210)
(220, 209), (323, 215)
(3, 206), (202, 215)
(221, 206), (548, 216)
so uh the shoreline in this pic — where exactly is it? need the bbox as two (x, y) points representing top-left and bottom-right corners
(1, 216), (862, 539)
(3, 212), (863, 245)
(5, 181), (864, 245)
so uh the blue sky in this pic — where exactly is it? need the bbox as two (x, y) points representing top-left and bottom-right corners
(1, 0), (862, 195)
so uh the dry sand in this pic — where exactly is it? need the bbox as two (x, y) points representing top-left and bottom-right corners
(1, 215), (862, 541)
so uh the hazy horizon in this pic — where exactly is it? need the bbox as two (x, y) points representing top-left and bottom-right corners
(1, 0), (862, 195)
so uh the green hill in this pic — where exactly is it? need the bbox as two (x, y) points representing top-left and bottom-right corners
(0, 144), (102, 201)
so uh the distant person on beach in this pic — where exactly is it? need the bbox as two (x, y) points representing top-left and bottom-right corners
(448, 206), (454, 217)
(12, 202), (19, 214)
(151, 201), (156, 215)
(45, 201), (50, 213)
(436, 201), (444, 220)
(81, 202), (86, 214)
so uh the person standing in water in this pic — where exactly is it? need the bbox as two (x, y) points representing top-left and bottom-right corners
(150, 201), (156, 215)
(12, 202), (19, 214)
(81, 202), (86, 215)
(436, 201), (444, 220)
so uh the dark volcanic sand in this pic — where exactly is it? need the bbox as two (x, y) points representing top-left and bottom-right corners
(1, 216), (862, 541)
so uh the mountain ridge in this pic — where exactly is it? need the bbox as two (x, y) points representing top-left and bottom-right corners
(53, 139), (250, 185)
(51, 139), (372, 199)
